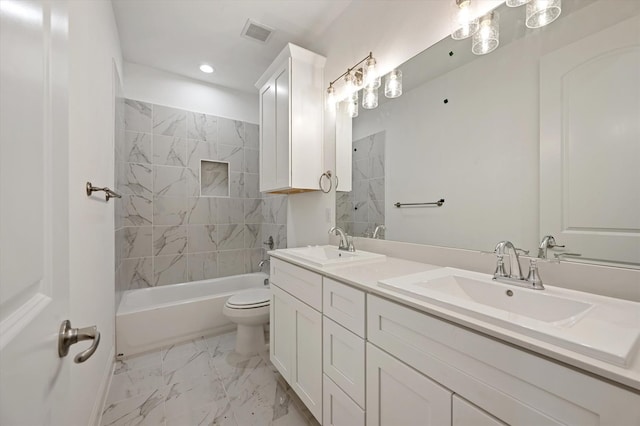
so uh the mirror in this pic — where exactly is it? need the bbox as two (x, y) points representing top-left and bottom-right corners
(336, 0), (640, 267)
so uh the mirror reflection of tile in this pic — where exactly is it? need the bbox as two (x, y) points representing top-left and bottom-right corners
(201, 160), (229, 197)
(336, 130), (385, 237)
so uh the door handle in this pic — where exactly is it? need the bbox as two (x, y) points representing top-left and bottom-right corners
(58, 320), (101, 363)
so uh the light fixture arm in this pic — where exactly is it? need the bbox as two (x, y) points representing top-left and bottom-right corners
(328, 52), (374, 88)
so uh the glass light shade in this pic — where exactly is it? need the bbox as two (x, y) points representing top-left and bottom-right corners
(362, 87), (378, 110)
(472, 12), (499, 55)
(363, 56), (381, 89)
(348, 99), (359, 118)
(326, 85), (336, 109)
(345, 72), (358, 102)
(451, 0), (479, 40)
(526, 0), (561, 28)
(506, 0), (531, 6)
(385, 70), (402, 98)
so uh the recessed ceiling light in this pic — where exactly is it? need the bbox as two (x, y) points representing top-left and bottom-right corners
(199, 64), (214, 74)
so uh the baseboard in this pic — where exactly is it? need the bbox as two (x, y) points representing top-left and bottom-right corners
(89, 345), (115, 426)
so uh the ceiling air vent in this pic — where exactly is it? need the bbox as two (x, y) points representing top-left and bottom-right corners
(241, 19), (274, 44)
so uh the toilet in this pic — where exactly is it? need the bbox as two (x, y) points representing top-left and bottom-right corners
(223, 288), (271, 355)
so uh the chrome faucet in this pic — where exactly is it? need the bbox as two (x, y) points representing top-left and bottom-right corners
(372, 224), (386, 239)
(537, 235), (565, 259)
(493, 240), (544, 290)
(328, 226), (355, 252)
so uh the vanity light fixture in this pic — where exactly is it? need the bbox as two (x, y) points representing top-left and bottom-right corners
(199, 64), (214, 74)
(451, 0), (480, 40)
(526, 0), (562, 28)
(472, 11), (500, 55)
(385, 69), (402, 98)
(326, 52), (387, 111)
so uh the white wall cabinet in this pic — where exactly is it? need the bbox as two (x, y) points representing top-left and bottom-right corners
(269, 260), (323, 423)
(256, 43), (326, 194)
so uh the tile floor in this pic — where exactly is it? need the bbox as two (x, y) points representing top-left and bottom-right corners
(101, 332), (320, 426)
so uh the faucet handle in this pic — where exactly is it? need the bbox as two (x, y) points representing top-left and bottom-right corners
(526, 259), (544, 289)
(494, 255), (508, 277)
(515, 248), (530, 255)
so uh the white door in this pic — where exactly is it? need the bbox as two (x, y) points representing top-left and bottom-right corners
(1, 0), (71, 424)
(540, 15), (640, 265)
(366, 343), (452, 426)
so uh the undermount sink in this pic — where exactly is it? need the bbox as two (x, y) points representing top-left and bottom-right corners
(379, 267), (640, 367)
(277, 245), (386, 267)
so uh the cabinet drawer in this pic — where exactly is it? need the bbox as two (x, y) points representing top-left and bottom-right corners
(322, 278), (365, 337)
(323, 317), (365, 408)
(367, 294), (640, 425)
(323, 375), (365, 426)
(270, 258), (322, 311)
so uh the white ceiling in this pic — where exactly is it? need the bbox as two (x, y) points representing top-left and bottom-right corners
(112, 0), (353, 93)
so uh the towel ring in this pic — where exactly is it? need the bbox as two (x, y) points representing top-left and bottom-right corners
(319, 171), (333, 193)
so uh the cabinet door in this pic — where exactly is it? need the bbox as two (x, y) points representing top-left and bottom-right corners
(274, 60), (290, 189)
(259, 79), (276, 191)
(324, 374), (365, 426)
(270, 285), (294, 382)
(453, 395), (506, 426)
(291, 295), (323, 423)
(367, 343), (452, 426)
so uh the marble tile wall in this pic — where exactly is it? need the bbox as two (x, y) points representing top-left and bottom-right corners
(114, 89), (125, 306)
(115, 99), (287, 291)
(336, 131), (385, 238)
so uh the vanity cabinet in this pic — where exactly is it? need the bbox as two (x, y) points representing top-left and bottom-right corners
(367, 294), (640, 425)
(269, 259), (323, 422)
(255, 43), (325, 194)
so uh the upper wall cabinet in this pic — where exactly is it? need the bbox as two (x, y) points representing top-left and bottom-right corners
(256, 43), (326, 194)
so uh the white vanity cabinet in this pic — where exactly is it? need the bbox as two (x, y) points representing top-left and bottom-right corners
(269, 259), (323, 422)
(323, 277), (367, 425)
(367, 294), (640, 425)
(255, 43), (325, 194)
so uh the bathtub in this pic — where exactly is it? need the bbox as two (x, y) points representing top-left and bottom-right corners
(116, 272), (269, 357)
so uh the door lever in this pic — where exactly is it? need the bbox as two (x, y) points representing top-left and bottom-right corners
(58, 320), (101, 363)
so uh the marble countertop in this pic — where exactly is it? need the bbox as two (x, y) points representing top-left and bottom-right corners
(268, 249), (640, 392)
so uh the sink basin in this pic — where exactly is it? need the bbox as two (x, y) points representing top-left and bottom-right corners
(276, 245), (386, 267)
(379, 267), (640, 366)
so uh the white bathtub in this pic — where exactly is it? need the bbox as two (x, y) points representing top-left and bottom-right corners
(116, 272), (269, 357)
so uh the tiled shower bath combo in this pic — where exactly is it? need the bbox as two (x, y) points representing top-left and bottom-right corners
(114, 100), (287, 293)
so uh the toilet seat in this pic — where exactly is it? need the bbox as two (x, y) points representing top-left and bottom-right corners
(226, 288), (270, 309)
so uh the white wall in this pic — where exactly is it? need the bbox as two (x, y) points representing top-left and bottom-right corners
(123, 61), (258, 124)
(283, 0), (502, 247)
(68, 0), (122, 423)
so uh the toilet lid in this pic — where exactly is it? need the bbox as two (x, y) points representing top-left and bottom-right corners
(226, 288), (270, 308)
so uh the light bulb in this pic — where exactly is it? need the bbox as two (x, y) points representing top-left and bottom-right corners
(345, 71), (358, 102)
(362, 87), (378, 110)
(471, 11), (499, 55)
(526, 0), (561, 28)
(451, 0), (479, 40)
(384, 70), (402, 98)
(326, 85), (336, 109)
(363, 56), (381, 89)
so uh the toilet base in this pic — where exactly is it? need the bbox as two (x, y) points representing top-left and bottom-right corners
(235, 324), (266, 355)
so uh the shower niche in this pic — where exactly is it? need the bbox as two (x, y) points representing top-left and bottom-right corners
(200, 160), (230, 197)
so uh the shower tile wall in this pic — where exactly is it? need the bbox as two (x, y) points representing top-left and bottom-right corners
(336, 131), (385, 237)
(115, 99), (287, 292)
(114, 85), (126, 306)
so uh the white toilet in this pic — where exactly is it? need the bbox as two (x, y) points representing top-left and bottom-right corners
(223, 288), (270, 355)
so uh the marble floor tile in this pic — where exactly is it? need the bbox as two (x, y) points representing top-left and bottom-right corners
(103, 332), (313, 426)
(101, 388), (166, 426)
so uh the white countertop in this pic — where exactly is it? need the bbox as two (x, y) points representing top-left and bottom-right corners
(269, 249), (640, 392)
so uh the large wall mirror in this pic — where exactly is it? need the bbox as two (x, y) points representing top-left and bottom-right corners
(336, 0), (639, 267)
